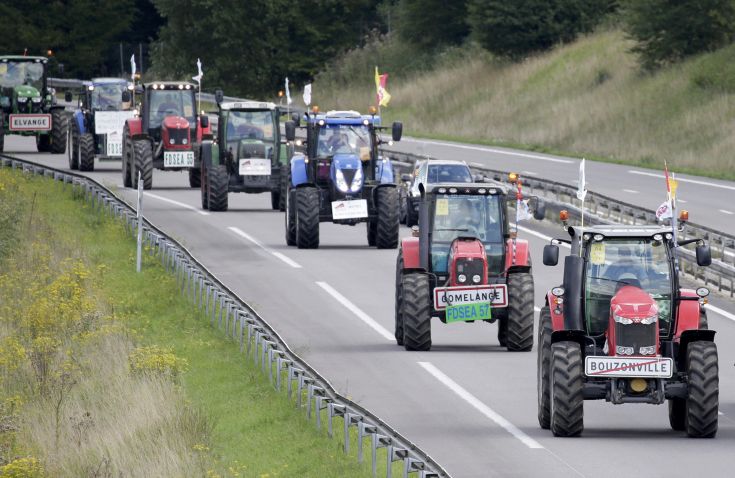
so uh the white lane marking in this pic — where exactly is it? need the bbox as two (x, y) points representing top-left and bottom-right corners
(516, 225), (571, 249)
(316, 282), (394, 341)
(623, 189), (639, 194)
(522, 170), (538, 176)
(534, 306), (541, 312)
(719, 209), (734, 215)
(706, 304), (735, 322)
(470, 162), (484, 167)
(228, 227), (302, 268)
(146, 192), (210, 216)
(628, 170), (735, 191)
(402, 138), (573, 164)
(418, 362), (544, 449)
(678, 199), (687, 204)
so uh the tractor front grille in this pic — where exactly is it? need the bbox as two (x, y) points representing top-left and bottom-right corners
(615, 321), (656, 355)
(455, 258), (484, 284)
(167, 127), (189, 146)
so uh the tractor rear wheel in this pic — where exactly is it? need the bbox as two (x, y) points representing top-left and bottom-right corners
(537, 306), (552, 429)
(207, 164), (229, 212)
(189, 168), (201, 188)
(550, 341), (584, 437)
(685, 341), (718, 438)
(375, 187), (399, 249)
(69, 120), (80, 170)
(506, 272), (534, 351)
(278, 165), (288, 212)
(36, 134), (51, 152)
(132, 140), (153, 190)
(497, 318), (507, 347)
(401, 273), (432, 351)
(394, 250), (405, 346)
(79, 133), (95, 171)
(285, 188), (296, 246)
(295, 187), (319, 248)
(50, 109), (68, 154)
(271, 190), (281, 210)
(121, 126), (132, 188)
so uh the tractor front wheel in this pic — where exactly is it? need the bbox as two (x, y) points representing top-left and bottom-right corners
(295, 187), (319, 249)
(132, 140), (153, 190)
(36, 134), (51, 153)
(285, 188), (296, 246)
(550, 341), (584, 437)
(366, 219), (376, 247)
(375, 187), (399, 249)
(271, 190), (281, 211)
(69, 120), (80, 170)
(79, 133), (95, 171)
(207, 164), (229, 212)
(668, 398), (686, 431)
(537, 306), (552, 429)
(394, 250), (405, 346)
(121, 126), (132, 188)
(506, 272), (534, 351)
(401, 273), (432, 351)
(50, 109), (68, 154)
(685, 341), (718, 438)
(189, 168), (201, 188)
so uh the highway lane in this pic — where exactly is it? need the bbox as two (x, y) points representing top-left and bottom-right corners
(6, 135), (735, 477)
(388, 138), (735, 236)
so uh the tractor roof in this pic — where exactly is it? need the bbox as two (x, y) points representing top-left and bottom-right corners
(576, 224), (673, 238)
(425, 183), (508, 196)
(220, 100), (276, 111)
(308, 110), (380, 126)
(144, 81), (196, 90)
(0, 56), (48, 63)
(425, 159), (469, 167)
(91, 77), (129, 85)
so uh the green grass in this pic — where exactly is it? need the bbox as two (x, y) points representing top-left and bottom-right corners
(311, 29), (735, 180)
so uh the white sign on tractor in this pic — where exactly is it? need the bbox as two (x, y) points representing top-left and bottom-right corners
(331, 199), (368, 220)
(96, 111), (134, 158)
(584, 356), (673, 378)
(433, 284), (508, 310)
(9, 114), (51, 131)
(239, 158), (270, 176)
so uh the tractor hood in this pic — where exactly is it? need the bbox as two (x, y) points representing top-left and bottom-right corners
(162, 116), (190, 130)
(13, 85), (41, 98)
(610, 286), (658, 322)
(331, 153), (363, 194)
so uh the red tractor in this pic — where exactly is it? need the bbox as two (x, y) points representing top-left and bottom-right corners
(395, 180), (545, 351)
(122, 81), (211, 189)
(538, 215), (717, 437)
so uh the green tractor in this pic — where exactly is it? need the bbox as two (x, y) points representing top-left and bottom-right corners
(200, 91), (292, 211)
(0, 56), (68, 153)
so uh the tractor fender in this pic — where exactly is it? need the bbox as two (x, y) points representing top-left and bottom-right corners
(196, 116), (213, 143)
(676, 329), (717, 369)
(290, 153), (309, 187)
(400, 237), (421, 270)
(48, 105), (66, 113)
(199, 140), (214, 168)
(505, 238), (531, 272)
(550, 329), (587, 350)
(674, 289), (703, 338)
(72, 110), (86, 135)
(546, 291), (565, 331)
(375, 157), (395, 184)
(126, 117), (143, 137)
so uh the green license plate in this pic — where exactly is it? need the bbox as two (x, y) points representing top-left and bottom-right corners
(445, 302), (492, 323)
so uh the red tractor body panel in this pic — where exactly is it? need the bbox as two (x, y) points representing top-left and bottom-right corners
(674, 289), (700, 340)
(126, 117), (142, 137)
(546, 291), (565, 331)
(401, 237), (421, 269)
(196, 116), (212, 142)
(505, 238), (530, 270)
(448, 238), (488, 287)
(606, 286), (660, 356)
(161, 116), (192, 151)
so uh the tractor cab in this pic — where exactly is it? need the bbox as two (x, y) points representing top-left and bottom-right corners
(75, 78), (133, 112)
(140, 82), (197, 144)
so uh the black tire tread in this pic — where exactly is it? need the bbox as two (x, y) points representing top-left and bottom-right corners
(537, 306), (552, 429)
(375, 187), (399, 249)
(295, 187), (319, 249)
(506, 272), (535, 351)
(207, 164), (229, 211)
(401, 273), (432, 351)
(50, 109), (68, 154)
(550, 341), (584, 437)
(79, 133), (95, 171)
(133, 140), (153, 190)
(394, 250), (405, 346)
(685, 341), (718, 438)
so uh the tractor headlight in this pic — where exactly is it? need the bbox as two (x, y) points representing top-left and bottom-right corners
(472, 274), (481, 284)
(169, 138), (175, 144)
(17, 96), (28, 103)
(31, 97), (42, 103)
(616, 345), (634, 356)
(182, 138), (188, 145)
(613, 314), (633, 325)
(639, 315), (657, 325)
(350, 166), (363, 192)
(458, 274), (467, 283)
(639, 346), (656, 356)
(335, 169), (349, 193)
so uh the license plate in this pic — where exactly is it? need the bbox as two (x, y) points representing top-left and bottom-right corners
(433, 285), (508, 310)
(584, 356), (673, 378)
(163, 151), (194, 167)
(331, 199), (368, 220)
(445, 302), (492, 323)
(239, 158), (270, 176)
(9, 114), (51, 131)
(106, 141), (122, 157)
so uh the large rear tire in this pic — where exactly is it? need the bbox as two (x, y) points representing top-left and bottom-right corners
(36, 134), (51, 152)
(685, 341), (718, 438)
(79, 133), (95, 171)
(375, 187), (399, 249)
(133, 140), (153, 190)
(68, 120), (80, 170)
(550, 341), (584, 437)
(50, 109), (68, 154)
(668, 398), (686, 431)
(394, 250), (405, 346)
(295, 187), (319, 249)
(537, 306), (552, 429)
(285, 188), (296, 246)
(506, 272), (534, 351)
(207, 164), (229, 212)
(367, 220), (376, 247)
(121, 126), (132, 188)
(405, 197), (417, 227)
(401, 273), (432, 351)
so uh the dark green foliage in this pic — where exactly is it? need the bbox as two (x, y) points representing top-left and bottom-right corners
(396, 0), (470, 50)
(467, 0), (612, 58)
(622, 0), (735, 69)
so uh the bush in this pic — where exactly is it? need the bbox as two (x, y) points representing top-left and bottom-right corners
(395, 0), (470, 50)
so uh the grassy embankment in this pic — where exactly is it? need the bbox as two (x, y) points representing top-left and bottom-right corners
(0, 168), (380, 477)
(312, 29), (735, 180)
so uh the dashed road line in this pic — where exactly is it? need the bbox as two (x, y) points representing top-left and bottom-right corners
(316, 282), (394, 341)
(402, 138), (573, 164)
(623, 189), (639, 194)
(719, 209), (734, 215)
(706, 304), (735, 322)
(145, 192), (211, 216)
(628, 170), (735, 191)
(516, 225), (571, 249)
(228, 227), (302, 268)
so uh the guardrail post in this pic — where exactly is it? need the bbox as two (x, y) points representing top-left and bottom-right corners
(327, 403), (346, 438)
(314, 395), (332, 430)
(343, 412), (363, 454)
(371, 433), (391, 477)
(358, 422), (377, 463)
(268, 348), (284, 384)
(297, 374), (314, 409)
(276, 357), (291, 391)
(306, 383), (324, 419)
(386, 445), (408, 478)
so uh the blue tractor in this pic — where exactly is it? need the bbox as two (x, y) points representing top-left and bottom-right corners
(68, 78), (134, 171)
(284, 109), (403, 248)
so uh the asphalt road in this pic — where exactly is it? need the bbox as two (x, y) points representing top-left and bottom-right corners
(388, 138), (735, 236)
(5, 135), (735, 478)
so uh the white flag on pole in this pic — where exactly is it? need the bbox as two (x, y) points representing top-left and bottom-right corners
(303, 83), (312, 106)
(576, 158), (587, 201)
(130, 54), (136, 80)
(285, 77), (292, 105)
(516, 199), (533, 222)
(192, 58), (203, 83)
(656, 200), (673, 221)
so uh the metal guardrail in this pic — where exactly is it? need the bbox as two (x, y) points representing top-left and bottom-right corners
(0, 153), (448, 478)
(383, 149), (735, 297)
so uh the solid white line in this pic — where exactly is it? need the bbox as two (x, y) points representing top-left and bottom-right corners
(418, 362), (544, 449)
(623, 189), (639, 194)
(516, 225), (571, 249)
(402, 138), (573, 164)
(316, 282), (394, 341)
(228, 227), (302, 269)
(706, 304), (735, 322)
(522, 170), (538, 176)
(719, 209), (734, 215)
(470, 162), (484, 167)
(678, 199), (687, 204)
(534, 306), (541, 312)
(146, 192), (210, 216)
(628, 170), (735, 191)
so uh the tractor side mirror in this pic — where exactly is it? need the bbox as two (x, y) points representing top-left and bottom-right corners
(215, 89), (224, 104)
(392, 121), (403, 142)
(534, 198), (546, 220)
(121, 90), (131, 103)
(64, 91), (72, 103)
(400, 173), (411, 183)
(696, 243), (712, 266)
(291, 112), (300, 127)
(200, 115), (209, 129)
(543, 244), (559, 266)
(285, 121), (296, 142)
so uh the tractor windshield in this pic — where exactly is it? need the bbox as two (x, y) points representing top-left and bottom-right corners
(91, 83), (129, 111)
(225, 110), (275, 142)
(583, 238), (673, 336)
(317, 124), (371, 160)
(148, 89), (195, 128)
(0, 61), (44, 90)
(430, 194), (504, 273)
(427, 164), (472, 183)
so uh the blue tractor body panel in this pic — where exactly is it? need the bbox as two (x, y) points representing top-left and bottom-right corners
(375, 157), (394, 184)
(73, 110), (87, 135)
(290, 153), (309, 187)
